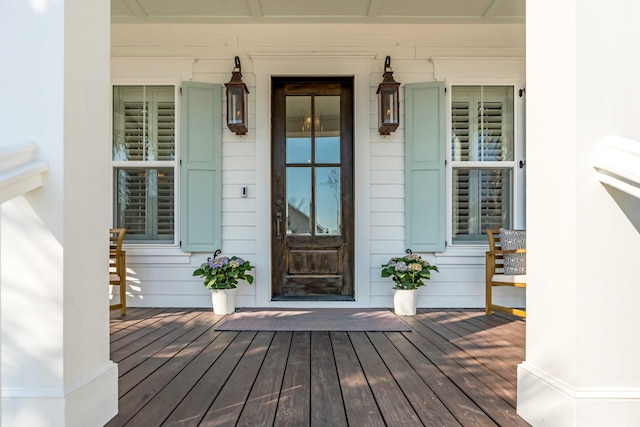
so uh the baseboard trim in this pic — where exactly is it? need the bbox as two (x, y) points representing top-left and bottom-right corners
(518, 362), (640, 426)
(2, 361), (118, 427)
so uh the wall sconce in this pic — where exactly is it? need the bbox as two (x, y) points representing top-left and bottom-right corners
(225, 56), (250, 135)
(376, 56), (400, 135)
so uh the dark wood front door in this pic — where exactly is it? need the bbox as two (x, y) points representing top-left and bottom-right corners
(271, 77), (354, 300)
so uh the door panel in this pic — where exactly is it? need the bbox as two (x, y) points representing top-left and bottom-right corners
(271, 77), (354, 300)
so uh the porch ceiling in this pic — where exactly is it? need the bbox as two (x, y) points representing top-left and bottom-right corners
(111, 0), (525, 24)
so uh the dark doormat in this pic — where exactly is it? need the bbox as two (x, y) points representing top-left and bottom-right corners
(216, 308), (411, 332)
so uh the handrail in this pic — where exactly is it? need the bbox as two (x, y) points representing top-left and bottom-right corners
(0, 140), (48, 204)
(593, 135), (640, 199)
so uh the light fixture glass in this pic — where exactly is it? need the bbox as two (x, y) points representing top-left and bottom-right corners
(376, 56), (400, 135)
(225, 56), (249, 135)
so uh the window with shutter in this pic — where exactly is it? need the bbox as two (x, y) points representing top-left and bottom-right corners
(451, 86), (514, 244)
(112, 85), (176, 242)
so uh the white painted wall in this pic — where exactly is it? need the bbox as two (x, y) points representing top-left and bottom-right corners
(518, 0), (640, 424)
(110, 23), (526, 309)
(0, 0), (117, 425)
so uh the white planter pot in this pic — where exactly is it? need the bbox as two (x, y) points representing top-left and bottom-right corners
(393, 289), (417, 316)
(210, 288), (237, 315)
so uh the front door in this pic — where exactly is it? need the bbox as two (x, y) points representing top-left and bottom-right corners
(271, 77), (354, 300)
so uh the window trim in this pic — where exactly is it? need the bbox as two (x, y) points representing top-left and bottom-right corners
(445, 81), (526, 247)
(110, 80), (182, 248)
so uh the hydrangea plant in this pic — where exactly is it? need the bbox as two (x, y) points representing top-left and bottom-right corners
(381, 249), (438, 290)
(193, 250), (254, 289)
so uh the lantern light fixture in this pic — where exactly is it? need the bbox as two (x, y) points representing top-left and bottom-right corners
(225, 56), (250, 135)
(376, 56), (401, 135)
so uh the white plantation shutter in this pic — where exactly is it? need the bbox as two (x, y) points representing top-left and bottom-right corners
(157, 101), (175, 160)
(451, 86), (514, 243)
(123, 102), (147, 160)
(451, 101), (470, 160)
(113, 86), (176, 242)
(157, 168), (175, 237)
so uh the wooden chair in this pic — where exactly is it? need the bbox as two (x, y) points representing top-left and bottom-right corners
(109, 228), (127, 315)
(485, 229), (526, 317)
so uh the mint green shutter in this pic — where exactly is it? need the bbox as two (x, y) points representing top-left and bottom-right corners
(405, 82), (446, 252)
(180, 82), (222, 252)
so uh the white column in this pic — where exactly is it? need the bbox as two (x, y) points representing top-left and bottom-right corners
(519, 0), (640, 425)
(0, 1), (117, 426)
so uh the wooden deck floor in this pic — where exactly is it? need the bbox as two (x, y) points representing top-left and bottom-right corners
(107, 308), (529, 427)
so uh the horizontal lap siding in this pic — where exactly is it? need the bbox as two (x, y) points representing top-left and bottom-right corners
(112, 23), (524, 308)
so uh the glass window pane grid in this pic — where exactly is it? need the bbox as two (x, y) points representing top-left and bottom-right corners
(113, 85), (175, 243)
(451, 85), (515, 244)
(114, 167), (174, 241)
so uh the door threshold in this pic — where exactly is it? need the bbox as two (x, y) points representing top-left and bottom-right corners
(272, 295), (355, 302)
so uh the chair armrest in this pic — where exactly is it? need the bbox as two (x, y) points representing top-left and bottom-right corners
(489, 249), (526, 255)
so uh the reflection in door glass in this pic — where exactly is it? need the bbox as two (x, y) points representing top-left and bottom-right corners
(315, 167), (341, 235)
(315, 96), (340, 163)
(286, 167), (312, 235)
(286, 96), (312, 164)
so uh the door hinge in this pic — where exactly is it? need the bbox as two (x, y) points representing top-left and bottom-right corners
(179, 240), (182, 246)
(519, 88), (526, 97)
(179, 159), (182, 166)
(444, 87), (447, 94)
(180, 87), (183, 96)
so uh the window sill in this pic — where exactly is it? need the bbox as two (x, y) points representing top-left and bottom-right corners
(123, 244), (192, 265)
(435, 245), (488, 265)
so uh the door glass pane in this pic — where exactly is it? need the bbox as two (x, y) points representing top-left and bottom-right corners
(315, 167), (341, 235)
(315, 96), (340, 163)
(452, 168), (511, 244)
(451, 86), (514, 162)
(286, 167), (312, 235)
(286, 96), (312, 164)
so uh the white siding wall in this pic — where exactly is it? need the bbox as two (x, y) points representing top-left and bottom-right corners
(111, 23), (525, 308)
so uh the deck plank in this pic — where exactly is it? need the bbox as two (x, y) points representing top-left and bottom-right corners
(273, 331), (311, 427)
(330, 331), (385, 427)
(402, 315), (528, 426)
(108, 309), (529, 427)
(161, 331), (255, 426)
(236, 332), (292, 427)
(366, 331), (461, 426)
(349, 331), (422, 426)
(199, 331), (275, 426)
(385, 332), (497, 427)
(126, 329), (235, 427)
(310, 331), (348, 427)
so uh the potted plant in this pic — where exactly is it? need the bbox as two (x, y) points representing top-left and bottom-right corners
(193, 250), (254, 314)
(381, 249), (438, 316)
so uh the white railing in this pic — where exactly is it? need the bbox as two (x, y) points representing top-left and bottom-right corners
(0, 140), (48, 204)
(593, 135), (640, 199)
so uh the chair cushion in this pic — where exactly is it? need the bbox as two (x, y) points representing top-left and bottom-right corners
(492, 274), (527, 283)
(499, 228), (526, 275)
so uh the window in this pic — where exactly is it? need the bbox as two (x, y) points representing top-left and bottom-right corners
(112, 85), (176, 243)
(450, 86), (515, 244)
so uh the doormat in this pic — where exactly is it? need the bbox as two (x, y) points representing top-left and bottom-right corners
(216, 308), (411, 332)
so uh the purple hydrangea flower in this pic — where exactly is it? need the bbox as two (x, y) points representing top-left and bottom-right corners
(210, 256), (229, 268)
(394, 261), (408, 272)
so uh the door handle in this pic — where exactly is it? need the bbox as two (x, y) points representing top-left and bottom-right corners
(275, 212), (282, 240)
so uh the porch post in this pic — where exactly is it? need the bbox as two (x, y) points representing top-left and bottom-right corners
(0, 1), (117, 426)
(520, 0), (640, 425)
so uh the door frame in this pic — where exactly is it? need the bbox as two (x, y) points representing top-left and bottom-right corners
(252, 54), (373, 307)
(270, 76), (355, 300)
